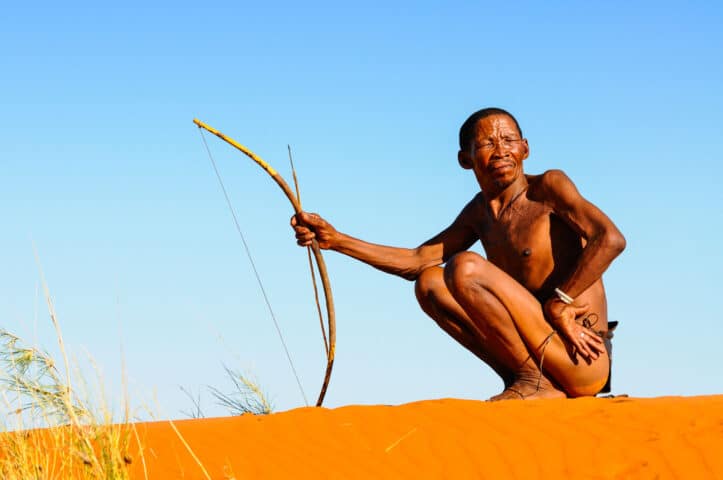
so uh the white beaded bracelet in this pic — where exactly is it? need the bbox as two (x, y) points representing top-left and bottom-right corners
(554, 288), (574, 305)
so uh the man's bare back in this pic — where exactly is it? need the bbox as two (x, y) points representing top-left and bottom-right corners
(292, 108), (625, 400)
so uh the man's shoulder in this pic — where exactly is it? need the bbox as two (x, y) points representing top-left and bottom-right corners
(528, 169), (576, 193)
(528, 169), (571, 188)
(459, 192), (487, 217)
(451, 192), (489, 230)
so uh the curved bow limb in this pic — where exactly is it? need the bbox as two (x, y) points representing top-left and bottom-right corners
(193, 118), (336, 407)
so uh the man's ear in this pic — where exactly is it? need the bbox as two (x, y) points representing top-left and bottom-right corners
(458, 150), (473, 170)
(521, 139), (530, 161)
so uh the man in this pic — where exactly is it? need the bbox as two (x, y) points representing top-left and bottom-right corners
(291, 108), (626, 400)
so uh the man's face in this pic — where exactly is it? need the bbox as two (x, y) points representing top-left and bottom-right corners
(461, 114), (529, 190)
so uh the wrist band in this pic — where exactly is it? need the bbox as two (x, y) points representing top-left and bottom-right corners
(554, 288), (574, 305)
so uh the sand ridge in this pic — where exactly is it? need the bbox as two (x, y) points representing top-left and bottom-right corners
(129, 395), (723, 479)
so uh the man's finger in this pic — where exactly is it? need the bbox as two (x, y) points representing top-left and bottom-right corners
(575, 332), (598, 360)
(579, 333), (604, 358)
(298, 211), (320, 225)
(296, 232), (315, 242)
(291, 211), (310, 227)
(579, 329), (603, 344)
(580, 340), (593, 358)
(576, 342), (591, 361)
(573, 303), (590, 316)
(587, 339), (605, 355)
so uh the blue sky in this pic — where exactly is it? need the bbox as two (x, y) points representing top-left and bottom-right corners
(1, 1), (722, 417)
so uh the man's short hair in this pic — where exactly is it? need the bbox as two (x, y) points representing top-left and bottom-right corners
(459, 108), (523, 150)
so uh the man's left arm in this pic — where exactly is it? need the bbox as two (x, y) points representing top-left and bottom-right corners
(541, 169), (626, 298)
(539, 169), (626, 359)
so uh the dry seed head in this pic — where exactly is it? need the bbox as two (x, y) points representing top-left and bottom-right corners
(18, 349), (34, 364)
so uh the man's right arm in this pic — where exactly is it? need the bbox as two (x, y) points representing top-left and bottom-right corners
(292, 204), (479, 281)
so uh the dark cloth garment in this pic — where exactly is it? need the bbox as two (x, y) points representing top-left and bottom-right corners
(595, 320), (618, 394)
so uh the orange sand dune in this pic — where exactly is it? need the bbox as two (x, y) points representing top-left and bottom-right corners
(130, 395), (723, 479)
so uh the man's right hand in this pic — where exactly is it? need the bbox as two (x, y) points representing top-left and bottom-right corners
(291, 212), (339, 250)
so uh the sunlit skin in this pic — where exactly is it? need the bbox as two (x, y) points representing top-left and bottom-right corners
(292, 112), (626, 399)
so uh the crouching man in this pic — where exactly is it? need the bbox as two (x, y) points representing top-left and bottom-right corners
(292, 108), (625, 400)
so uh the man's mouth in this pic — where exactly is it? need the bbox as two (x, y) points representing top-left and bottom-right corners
(489, 162), (513, 174)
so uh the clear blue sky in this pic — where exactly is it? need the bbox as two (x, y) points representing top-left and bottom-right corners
(1, 1), (721, 417)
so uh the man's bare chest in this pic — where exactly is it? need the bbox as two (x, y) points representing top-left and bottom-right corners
(472, 198), (561, 291)
(477, 199), (552, 256)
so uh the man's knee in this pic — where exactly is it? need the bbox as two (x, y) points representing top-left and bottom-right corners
(443, 251), (488, 294)
(414, 267), (444, 305)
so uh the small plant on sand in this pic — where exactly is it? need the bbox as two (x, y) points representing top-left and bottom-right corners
(179, 385), (206, 419)
(208, 365), (274, 416)
(181, 366), (274, 418)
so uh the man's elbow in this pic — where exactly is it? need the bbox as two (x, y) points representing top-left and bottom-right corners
(400, 249), (438, 282)
(401, 271), (419, 282)
(400, 266), (425, 282)
(400, 261), (440, 282)
(605, 229), (626, 257)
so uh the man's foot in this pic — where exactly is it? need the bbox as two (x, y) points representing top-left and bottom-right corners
(488, 377), (567, 401)
(488, 388), (525, 401)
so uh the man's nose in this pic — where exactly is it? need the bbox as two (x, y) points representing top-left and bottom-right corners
(490, 142), (509, 157)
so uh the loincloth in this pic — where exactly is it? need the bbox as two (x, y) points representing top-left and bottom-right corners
(586, 319), (618, 394)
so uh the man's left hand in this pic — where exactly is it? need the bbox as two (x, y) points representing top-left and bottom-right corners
(544, 298), (605, 361)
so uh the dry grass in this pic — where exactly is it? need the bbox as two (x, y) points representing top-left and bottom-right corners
(0, 251), (142, 479)
(0, 330), (139, 479)
(180, 366), (275, 419)
(0, 252), (245, 479)
(209, 365), (274, 416)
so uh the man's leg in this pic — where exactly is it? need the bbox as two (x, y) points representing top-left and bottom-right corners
(415, 265), (564, 399)
(415, 266), (515, 385)
(443, 251), (609, 398)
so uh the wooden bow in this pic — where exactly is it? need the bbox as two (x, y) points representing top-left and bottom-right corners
(193, 118), (336, 407)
